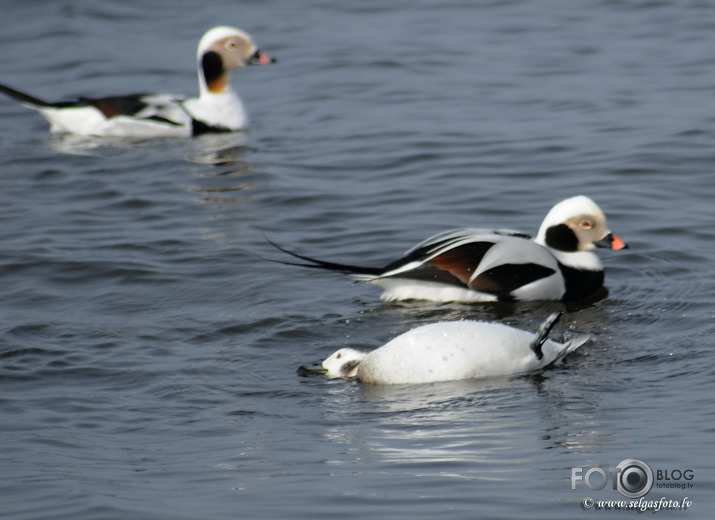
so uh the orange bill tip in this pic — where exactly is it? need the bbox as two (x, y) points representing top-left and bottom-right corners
(257, 51), (275, 65)
(611, 234), (628, 250)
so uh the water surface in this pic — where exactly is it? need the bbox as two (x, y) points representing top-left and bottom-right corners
(1, 1), (713, 518)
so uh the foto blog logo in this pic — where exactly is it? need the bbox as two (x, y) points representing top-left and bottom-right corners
(571, 458), (654, 499)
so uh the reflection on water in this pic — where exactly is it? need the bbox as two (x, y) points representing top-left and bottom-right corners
(44, 133), (171, 157)
(186, 134), (263, 204)
(187, 133), (249, 166)
(189, 181), (260, 203)
(45, 126), (250, 163)
(2, 0), (715, 518)
(321, 375), (619, 469)
(45, 133), (107, 156)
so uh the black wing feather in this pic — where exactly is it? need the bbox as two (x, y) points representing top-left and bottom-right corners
(470, 263), (556, 300)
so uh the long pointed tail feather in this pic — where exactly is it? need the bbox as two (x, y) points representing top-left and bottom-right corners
(548, 333), (590, 366)
(0, 83), (53, 108)
(265, 238), (384, 276)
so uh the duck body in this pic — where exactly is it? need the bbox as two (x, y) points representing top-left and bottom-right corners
(358, 321), (559, 384)
(6, 90), (194, 137)
(359, 228), (592, 303)
(0, 26), (274, 137)
(275, 195), (627, 303)
(303, 312), (588, 385)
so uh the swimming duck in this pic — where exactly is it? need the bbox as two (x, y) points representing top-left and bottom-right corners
(0, 26), (275, 137)
(299, 312), (588, 385)
(273, 195), (627, 302)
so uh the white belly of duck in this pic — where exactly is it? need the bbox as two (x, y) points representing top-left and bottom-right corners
(370, 279), (500, 303)
(369, 275), (566, 303)
(39, 104), (191, 138)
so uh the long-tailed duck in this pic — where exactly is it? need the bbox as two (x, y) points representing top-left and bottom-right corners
(273, 195), (628, 302)
(299, 312), (588, 384)
(0, 26), (275, 137)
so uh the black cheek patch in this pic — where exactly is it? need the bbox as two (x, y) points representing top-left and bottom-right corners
(545, 224), (579, 252)
(201, 51), (225, 86)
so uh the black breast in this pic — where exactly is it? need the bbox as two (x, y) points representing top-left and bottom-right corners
(191, 119), (233, 136)
(558, 263), (605, 301)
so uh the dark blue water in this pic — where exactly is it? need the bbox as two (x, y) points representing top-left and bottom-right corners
(1, 1), (713, 518)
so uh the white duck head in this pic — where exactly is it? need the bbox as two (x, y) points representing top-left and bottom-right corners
(196, 26), (275, 97)
(534, 195), (627, 253)
(304, 348), (367, 379)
